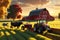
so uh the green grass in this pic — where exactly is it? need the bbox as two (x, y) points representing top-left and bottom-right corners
(0, 18), (60, 40)
(6, 29), (25, 40)
(0, 29), (50, 40)
(14, 30), (36, 40)
(0, 30), (7, 40)
(25, 30), (45, 40)
(4, 30), (16, 40)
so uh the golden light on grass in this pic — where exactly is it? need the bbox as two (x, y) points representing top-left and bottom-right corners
(2, 28), (5, 30)
(0, 22), (11, 30)
(48, 19), (60, 29)
(5, 31), (10, 36)
(43, 30), (48, 35)
(20, 30), (25, 32)
(36, 34), (52, 40)
(0, 31), (5, 37)
(20, 29), (26, 32)
(48, 33), (60, 37)
(10, 31), (16, 34)
(29, 37), (36, 40)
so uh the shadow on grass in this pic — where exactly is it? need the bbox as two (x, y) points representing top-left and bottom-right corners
(14, 30), (48, 40)
(51, 28), (60, 35)
(0, 29), (46, 40)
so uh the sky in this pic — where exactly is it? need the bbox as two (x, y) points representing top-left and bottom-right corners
(11, 0), (60, 16)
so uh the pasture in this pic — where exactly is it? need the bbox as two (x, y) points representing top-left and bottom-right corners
(0, 18), (60, 40)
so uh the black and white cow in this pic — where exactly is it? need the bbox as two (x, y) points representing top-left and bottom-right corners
(11, 21), (23, 28)
(34, 23), (51, 34)
(2, 23), (8, 27)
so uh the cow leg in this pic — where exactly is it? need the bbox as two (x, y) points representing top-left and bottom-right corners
(17, 26), (20, 28)
(10, 26), (13, 28)
(21, 26), (25, 30)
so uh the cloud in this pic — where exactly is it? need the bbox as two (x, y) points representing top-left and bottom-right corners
(11, 0), (31, 7)
(12, 0), (50, 7)
(19, 0), (49, 5)
(20, 3), (30, 7)
(51, 0), (60, 6)
(54, 4), (60, 6)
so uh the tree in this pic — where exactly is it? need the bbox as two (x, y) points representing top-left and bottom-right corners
(7, 4), (22, 19)
(0, 0), (11, 19)
(58, 13), (60, 19)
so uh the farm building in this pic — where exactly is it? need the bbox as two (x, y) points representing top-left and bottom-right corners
(22, 8), (55, 21)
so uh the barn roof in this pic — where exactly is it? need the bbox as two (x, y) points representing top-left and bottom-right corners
(29, 8), (47, 16)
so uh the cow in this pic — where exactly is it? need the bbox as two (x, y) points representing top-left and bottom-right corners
(2, 23), (8, 26)
(34, 22), (51, 34)
(22, 24), (33, 31)
(10, 21), (23, 28)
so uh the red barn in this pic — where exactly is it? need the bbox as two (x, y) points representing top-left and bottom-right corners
(22, 8), (55, 21)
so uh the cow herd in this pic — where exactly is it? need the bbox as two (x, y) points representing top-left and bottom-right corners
(2, 21), (23, 28)
(2, 21), (52, 34)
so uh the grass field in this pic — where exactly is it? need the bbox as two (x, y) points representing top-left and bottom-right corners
(22, 18), (60, 29)
(0, 18), (60, 40)
(48, 18), (60, 29)
(0, 29), (52, 40)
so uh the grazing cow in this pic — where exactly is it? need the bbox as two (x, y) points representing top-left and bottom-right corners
(22, 24), (33, 31)
(11, 21), (23, 28)
(2, 23), (8, 27)
(34, 22), (51, 34)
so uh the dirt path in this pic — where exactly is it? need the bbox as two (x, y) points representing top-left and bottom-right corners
(44, 28), (60, 40)
(44, 33), (60, 40)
